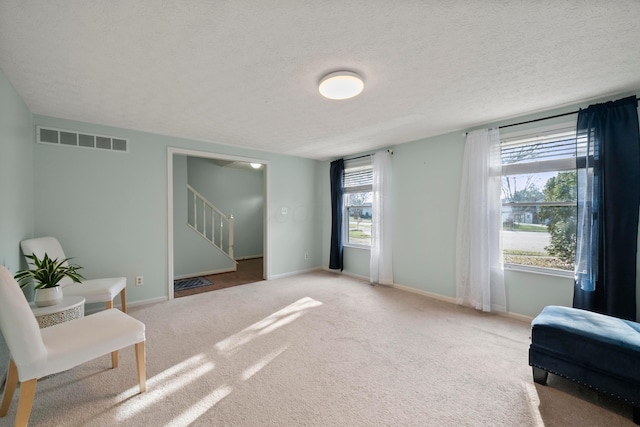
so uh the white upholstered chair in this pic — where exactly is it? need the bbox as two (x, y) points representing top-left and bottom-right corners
(0, 265), (146, 427)
(20, 236), (127, 312)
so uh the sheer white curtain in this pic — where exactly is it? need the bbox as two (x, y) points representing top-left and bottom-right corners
(370, 150), (393, 285)
(455, 129), (506, 312)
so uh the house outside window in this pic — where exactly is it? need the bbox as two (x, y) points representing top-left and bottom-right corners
(500, 123), (577, 273)
(344, 158), (373, 247)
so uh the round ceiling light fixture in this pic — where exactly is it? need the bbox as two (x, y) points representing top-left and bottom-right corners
(318, 71), (364, 100)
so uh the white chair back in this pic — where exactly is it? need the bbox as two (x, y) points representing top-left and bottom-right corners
(21, 236), (74, 287)
(0, 265), (47, 381)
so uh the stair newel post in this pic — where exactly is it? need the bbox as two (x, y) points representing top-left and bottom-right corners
(193, 190), (197, 230)
(228, 211), (235, 259)
(211, 207), (216, 245)
(203, 203), (207, 238)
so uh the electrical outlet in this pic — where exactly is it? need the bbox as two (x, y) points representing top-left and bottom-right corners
(135, 276), (143, 286)
(304, 253), (309, 260)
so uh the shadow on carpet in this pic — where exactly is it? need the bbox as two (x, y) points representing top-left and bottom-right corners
(174, 277), (212, 291)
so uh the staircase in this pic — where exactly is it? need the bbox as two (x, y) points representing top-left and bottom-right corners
(187, 185), (235, 261)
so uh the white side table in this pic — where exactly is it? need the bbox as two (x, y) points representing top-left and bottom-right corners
(29, 296), (86, 328)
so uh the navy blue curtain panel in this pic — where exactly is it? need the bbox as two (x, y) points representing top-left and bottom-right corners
(573, 96), (640, 320)
(329, 159), (344, 270)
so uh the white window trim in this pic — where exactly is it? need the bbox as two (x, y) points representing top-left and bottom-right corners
(502, 157), (575, 175)
(343, 157), (373, 248)
(343, 194), (373, 249)
(344, 242), (371, 250)
(504, 263), (574, 278)
(500, 120), (577, 276)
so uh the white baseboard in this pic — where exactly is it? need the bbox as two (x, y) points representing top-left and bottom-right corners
(393, 282), (532, 323)
(392, 282), (458, 304)
(235, 254), (263, 261)
(85, 295), (168, 315)
(89, 270), (534, 324)
(499, 311), (533, 323)
(174, 267), (236, 280)
(321, 266), (369, 282)
(270, 267), (322, 280)
(126, 296), (168, 308)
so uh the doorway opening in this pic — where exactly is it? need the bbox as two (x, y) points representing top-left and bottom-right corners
(167, 147), (270, 300)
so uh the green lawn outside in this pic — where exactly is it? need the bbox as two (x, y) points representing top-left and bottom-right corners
(503, 223), (548, 232)
(504, 250), (573, 271)
(348, 219), (371, 244)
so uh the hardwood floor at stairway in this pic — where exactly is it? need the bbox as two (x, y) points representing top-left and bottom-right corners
(174, 257), (264, 298)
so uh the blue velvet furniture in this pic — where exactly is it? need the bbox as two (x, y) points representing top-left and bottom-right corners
(529, 305), (640, 424)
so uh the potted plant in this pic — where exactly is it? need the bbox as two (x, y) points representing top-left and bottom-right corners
(15, 253), (84, 307)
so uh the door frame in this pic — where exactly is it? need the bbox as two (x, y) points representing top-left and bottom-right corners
(167, 147), (270, 300)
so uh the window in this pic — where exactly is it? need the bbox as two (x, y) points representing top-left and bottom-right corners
(500, 124), (577, 273)
(344, 158), (373, 247)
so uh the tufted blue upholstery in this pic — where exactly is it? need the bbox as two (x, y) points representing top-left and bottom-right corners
(529, 305), (640, 424)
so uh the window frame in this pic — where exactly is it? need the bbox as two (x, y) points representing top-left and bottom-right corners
(500, 121), (578, 277)
(343, 158), (373, 249)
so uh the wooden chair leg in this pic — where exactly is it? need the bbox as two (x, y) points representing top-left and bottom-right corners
(0, 359), (18, 416)
(14, 379), (37, 427)
(120, 288), (127, 313)
(111, 351), (118, 369)
(135, 342), (146, 393)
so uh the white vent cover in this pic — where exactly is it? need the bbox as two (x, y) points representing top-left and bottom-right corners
(36, 126), (129, 152)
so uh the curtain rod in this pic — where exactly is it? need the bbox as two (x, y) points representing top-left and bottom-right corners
(344, 148), (394, 162)
(498, 110), (579, 129)
(465, 96), (640, 134)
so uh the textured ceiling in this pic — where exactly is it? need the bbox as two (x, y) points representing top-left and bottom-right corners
(1, 1), (639, 160)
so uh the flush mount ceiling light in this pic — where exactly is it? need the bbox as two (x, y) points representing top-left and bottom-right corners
(250, 163), (262, 169)
(318, 71), (364, 100)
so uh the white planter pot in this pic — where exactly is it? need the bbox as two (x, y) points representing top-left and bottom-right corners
(34, 286), (63, 307)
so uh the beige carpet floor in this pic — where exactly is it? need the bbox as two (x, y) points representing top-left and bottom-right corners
(1, 271), (635, 426)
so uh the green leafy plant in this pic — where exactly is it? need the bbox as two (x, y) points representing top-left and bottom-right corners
(14, 253), (84, 289)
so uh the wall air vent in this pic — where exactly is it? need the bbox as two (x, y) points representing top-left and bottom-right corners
(36, 126), (129, 153)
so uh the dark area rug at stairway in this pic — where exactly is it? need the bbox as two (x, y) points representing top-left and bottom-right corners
(174, 277), (212, 291)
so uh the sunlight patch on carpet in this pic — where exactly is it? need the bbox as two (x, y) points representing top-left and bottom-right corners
(215, 297), (323, 356)
(522, 381), (545, 427)
(242, 346), (289, 381)
(115, 354), (214, 421)
(167, 385), (233, 427)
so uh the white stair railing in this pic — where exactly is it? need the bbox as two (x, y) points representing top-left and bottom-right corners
(187, 185), (235, 261)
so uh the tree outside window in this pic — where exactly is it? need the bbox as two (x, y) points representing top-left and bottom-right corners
(501, 127), (577, 272)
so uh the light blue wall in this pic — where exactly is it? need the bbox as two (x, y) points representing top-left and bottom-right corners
(392, 133), (464, 298)
(0, 70), (34, 274)
(187, 156), (264, 259)
(505, 270), (573, 318)
(269, 158), (322, 277)
(321, 136), (465, 291)
(322, 94), (640, 319)
(31, 115), (322, 303)
(0, 70), (34, 386)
